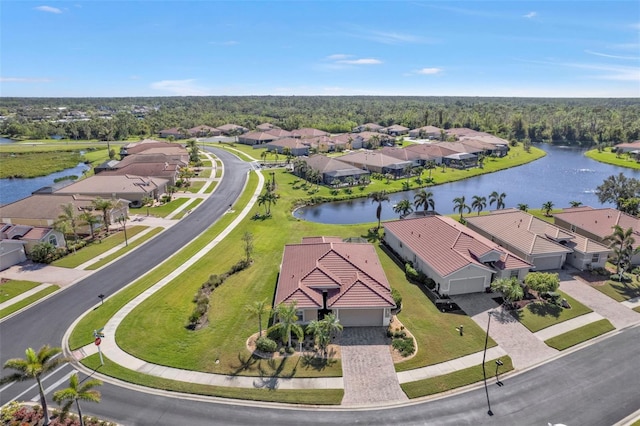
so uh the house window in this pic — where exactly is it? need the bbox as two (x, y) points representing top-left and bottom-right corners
(570, 225), (576, 232)
(295, 310), (304, 321)
(509, 270), (519, 279)
(591, 254), (599, 263)
(48, 235), (58, 246)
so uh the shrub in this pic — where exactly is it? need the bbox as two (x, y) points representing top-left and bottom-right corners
(256, 336), (278, 353)
(391, 288), (402, 308)
(405, 263), (420, 282)
(392, 337), (415, 357)
(279, 347), (286, 355)
(286, 346), (295, 354)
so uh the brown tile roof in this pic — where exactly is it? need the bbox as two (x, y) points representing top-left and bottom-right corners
(123, 141), (184, 155)
(432, 141), (482, 154)
(274, 239), (395, 309)
(379, 146), (423, 162)
(303, 155), (368, 176)
(188, 125), (220, 135)
(405, 143), (458, 159)
(291, 128), (330, 138)
(21, 227), (52, 241)
(101, 163), (178, 180)
(117, 153), (188, 168)
(465, 210), (577, 256)
(554, 207), (640, 240)
(0, 194), (98, 221)
(614, 140), (640, 150)
(54, 175), (168, 196)
(338, 151), (411, 168)
(266, 138), (309, 149)
(265, 128), (293, 138)
(383, 124), (410, 133)
(240, 131), (279, 142)
(256, 123), (278, 131)
(410, 125), (442, 134)
(384, 216), (531, 277)
(216, 123), (246, 132)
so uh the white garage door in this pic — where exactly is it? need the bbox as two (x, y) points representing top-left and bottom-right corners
(533, 256), (563, 271)
(338, 309), (383, 327)
(448, 277), (485, 295)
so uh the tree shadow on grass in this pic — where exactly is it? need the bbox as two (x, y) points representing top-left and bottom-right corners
(253, 356), (298, 390)
(361, 228), (382, 243)
(229, 352), (260, 376)
(608, 280), (640, 301)
(527, 301), (562, 319)
(299, 349), (338, 372)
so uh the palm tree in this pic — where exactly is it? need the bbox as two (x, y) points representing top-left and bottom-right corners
(53, 373), (102, 426)
(369, 190), (390, 230)
(91, 197), (115, 229)
(425, 160), (436, 180)
(56, 203), (80, 243)
(245, 299), (269, 337)
(1, 345), (66, 426)
(307, 313), (343, 356)
(141, 195), (154, 216)
(260, 150), (268, 163)
(605, 225), (640, 277)
(269, 302), (304, 348)
(517, 203), (529, 212)
(282, 147), (294, 164)
(393, 199), (414, 218)
(471, 195), (487, 216)
(414, 189), (435, 213)
(489, 191), (507, 209)
(490, 277), (524, 306)
(78, 211), (100, 240)
(257, 190), (277, 216)
(452, 196), (471, 221)
(542, 201), (554, 216)
(569, 200), (583, 208)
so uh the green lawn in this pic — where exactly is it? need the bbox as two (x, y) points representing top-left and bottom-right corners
(0, 280), (41, 303)
(592, 279), (640, 302)
(204, 182), (217, 193)
(634, 306), (640, 313)
(585, 149), (640, 170)
(0, 151), (84, 178)
(172, 199), (204, 219)
(516, 291), (592, 332)
(86, 228), (164, 270)
(130, 198), (190, 218)
(185, 181), (205, 193)
(198, 168), (212, 178)
(545, 319), (615, 350)
(51, 226), (147, 268)
(81, 354), (343, 405)
(401, 357), (514, 398)
(215, 167), (223, 178)
(0, 285), (59, 318)
(200, 159), (213, 167)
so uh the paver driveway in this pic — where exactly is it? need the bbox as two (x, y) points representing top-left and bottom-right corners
(339, 327), (407, 406)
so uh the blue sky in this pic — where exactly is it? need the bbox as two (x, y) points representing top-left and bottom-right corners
(1, 1), (639, 97)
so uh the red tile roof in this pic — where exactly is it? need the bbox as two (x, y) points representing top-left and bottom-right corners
(274, 239), (395, 310)
(554, 207), (640, 240)
(384, 216), (531, 277)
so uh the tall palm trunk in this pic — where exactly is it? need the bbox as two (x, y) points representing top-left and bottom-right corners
(37, 377), (51, 425)
(76, 399), (84, 426)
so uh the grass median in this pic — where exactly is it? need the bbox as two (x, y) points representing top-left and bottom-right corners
(86, 228), (164, 270)
(0, 285), (59, 319)
(516, 291), (592, 333)
(52, 226), (147, 268)
(545, 319), (615, 350)
(0, 280), (41, 303)
(401, 356), (514, 399)
(81, 354), (343, 405)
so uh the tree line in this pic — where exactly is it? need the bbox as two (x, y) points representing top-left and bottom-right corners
(1, 96), (639, 146)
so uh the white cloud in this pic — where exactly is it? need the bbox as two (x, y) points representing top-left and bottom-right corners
(585, 50), (640, 60)
(0, 77), (52, 83)
(417, 67), (443, 75)
(337, 58), (382, 65)
(34, 5), (62, 14)
(523, 11), (537, 19)
(326, 54), (350, 61)
(150, 79), (211, 96)
(209, 40), (238, 46)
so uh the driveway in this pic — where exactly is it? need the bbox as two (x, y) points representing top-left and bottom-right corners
(338, 327), (407, 406)
(451, 292), (558, 369)
(0, 261), (91, 288)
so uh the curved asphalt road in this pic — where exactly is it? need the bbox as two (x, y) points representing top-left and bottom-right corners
(2, 147), (639, 425)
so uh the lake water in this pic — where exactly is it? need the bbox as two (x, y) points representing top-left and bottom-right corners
(294, 144), (640, 224)
(0, 163), (90, 206)
(0, 137), (16, 144)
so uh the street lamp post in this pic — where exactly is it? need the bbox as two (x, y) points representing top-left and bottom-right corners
(482, 310), (493, 416)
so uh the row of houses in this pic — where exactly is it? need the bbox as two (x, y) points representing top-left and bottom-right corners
(0, 140), (187, 270)
(272, 206), (635, 328)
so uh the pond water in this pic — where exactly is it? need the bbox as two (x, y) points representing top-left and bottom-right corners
(294, 144), (640, 224)
(0, 163), (90, 206)
(0, 137), (16, 144)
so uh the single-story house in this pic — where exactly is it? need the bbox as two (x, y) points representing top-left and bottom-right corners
(383, 216), (532, 296)
(256, 123), (279, 131)
(265, 128), (293, 139)
(274, 236), (395, 327)
(381, 125), (410, 136)
(379, 146), (423, 166)
(458, 138), (508, 157)
(302, 136), (335, 153)
(357, 131), (394, 147)
(0, 194), (124, 234)
(0, 240), (27, 271)
(353, 123), (384, 133)
(466, 209), (610, 271)
(120, 140), (188, 158)
(291, 128), (330, 139)
(403, 143), (449, 165)
(100, 162), (181, 186)
(447, 128), (510, 151)
(265, 138), (310, 156)
(53, 175), (168, 206)
(613, 140), (640, 153)
(216, 124), (248, 136)
(408, 126), (442, 139)
(331, 133), (364, 150)
(554, 206), (640, 265)
(337, 151), (413, 176)
(443, 152), (478, 169)
(302, 155), (370, 184)
(237, 131), (281, 146)
(159, 128), (187, 139)
(188, 125), (221, 137)
(0, 224), (66, 253)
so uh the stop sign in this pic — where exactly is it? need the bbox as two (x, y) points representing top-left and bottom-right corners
(94, 337), (102, 346)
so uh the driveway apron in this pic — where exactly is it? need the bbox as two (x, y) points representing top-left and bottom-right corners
(339, 327), (408, 405)
(451, 293), (558, 369)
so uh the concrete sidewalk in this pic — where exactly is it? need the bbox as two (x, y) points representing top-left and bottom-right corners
(0, 283), (53, 311)
(533, 312), (604, 341)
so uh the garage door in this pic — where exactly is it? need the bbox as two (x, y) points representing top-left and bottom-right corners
(533, 256), (563, 271)
(338, 309), (383, 327)
(448, 277), (485, 295)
